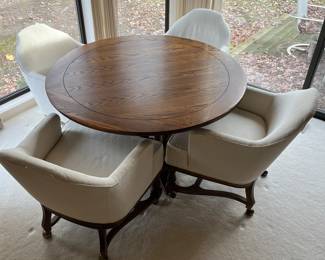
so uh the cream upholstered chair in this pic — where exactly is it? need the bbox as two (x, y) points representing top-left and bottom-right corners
(16, 23), (82, 118)
(165, 86), (319, 215)
(0, 114), (163, 259)
(166, 8), (230, 52)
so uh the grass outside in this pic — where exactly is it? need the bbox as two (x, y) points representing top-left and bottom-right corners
(118, 0), (165, 35)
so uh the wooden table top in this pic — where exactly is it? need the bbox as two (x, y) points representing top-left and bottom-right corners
(46, 35), (247, 135)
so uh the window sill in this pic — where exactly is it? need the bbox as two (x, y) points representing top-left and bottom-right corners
(0, 92), (37, 127)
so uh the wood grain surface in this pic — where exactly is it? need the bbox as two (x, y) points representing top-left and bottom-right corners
(46, 35), (247, 135)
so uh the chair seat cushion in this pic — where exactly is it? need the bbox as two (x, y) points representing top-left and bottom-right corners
(205, 107), (267, 140)
(167, 108), (266, 169)
(45, 121), (144, 178)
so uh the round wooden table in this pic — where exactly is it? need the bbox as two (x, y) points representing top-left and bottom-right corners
(46, 35), (247, 137)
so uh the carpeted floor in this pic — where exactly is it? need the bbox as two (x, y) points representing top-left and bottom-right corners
(1, 107), (325, 260)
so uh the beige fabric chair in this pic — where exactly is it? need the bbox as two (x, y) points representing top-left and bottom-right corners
(165, 86), (319, 215)
(0, 114), (163, 259)
(16, 23), (82, 119)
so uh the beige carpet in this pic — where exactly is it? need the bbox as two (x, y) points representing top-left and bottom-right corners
(1, 107), (325, 260)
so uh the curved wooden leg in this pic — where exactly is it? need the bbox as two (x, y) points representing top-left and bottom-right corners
(96, 191), (156, 258)
(98, 228), (108, 259)
(193, 177), (203, 188)
(245, 181), (256, 216)
(151, 177), (163, 205)
(41, 205), (52, 239)
(261, 170), (268, 177)
(166, 166), (176, 198)
(41, 205), (61, 239)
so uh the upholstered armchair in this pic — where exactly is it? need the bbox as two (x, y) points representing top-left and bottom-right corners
(165, 86), (319, 215)
(16, 23), (82, 119)
(166, 8), (230, 52)
(0, 114), (163, 259)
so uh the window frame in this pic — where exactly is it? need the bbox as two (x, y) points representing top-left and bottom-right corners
(303, 18), (325, 120)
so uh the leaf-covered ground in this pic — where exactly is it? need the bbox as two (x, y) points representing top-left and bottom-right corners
(224, 0), (296, 47)
(224, 0), (325, 106)
(118, 0), (165, 35)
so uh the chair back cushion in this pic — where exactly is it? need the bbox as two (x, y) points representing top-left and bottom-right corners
(166, 8), (230, 51)
(16, 23), (82, 76)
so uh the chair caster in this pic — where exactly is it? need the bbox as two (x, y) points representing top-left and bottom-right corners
(99, 255), (108, 260)
(167, 191), (176, 198)
(151, 182), (162, 205)
(152, 192), (161, 205)
(42, 230), (52, 239)
(261, 171), (268, 178)
(245, 209), (254, 217)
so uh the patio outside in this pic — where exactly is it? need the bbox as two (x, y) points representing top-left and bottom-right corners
(0, 0), (324, 110)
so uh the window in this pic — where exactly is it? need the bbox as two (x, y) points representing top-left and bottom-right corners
(223, 0), (324, 96)
(0, 0), (81, 102)
(118, 0), (165, 36)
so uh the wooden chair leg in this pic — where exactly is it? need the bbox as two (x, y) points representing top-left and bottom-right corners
(41, 205), (61, 239)
(41, 205), (52, 239)
(96, 189), (157, 259)
(245, 181), (256, 216)
(98, 228), (108, 259)
(166, 166), (176, 198)
(151, 177), (163, 205)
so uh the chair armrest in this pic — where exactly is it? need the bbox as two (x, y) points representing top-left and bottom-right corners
(263, 88), (319, 144)
(19, 114), (62, 159)
(191, 128), (267, 147)
(188, 129), (291, 184)
(0, 148), (107, 186)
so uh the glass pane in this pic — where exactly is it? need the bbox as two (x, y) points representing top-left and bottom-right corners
(311, 48), (325, 111)
(118, 0), (165, 36)
(224, 0), (325, 93)
(0, 0), (80, 99)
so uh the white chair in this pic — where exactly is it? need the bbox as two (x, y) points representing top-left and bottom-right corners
(16, 23), (82, 119)
(165, 86), (319, 215)
(0, 114), (163, 259)
(166, 8), (230, 52)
